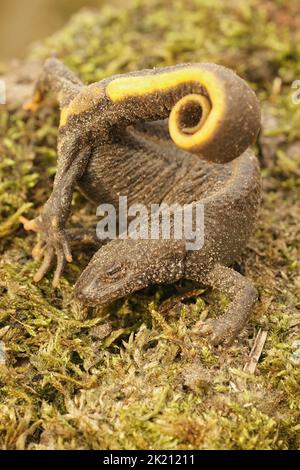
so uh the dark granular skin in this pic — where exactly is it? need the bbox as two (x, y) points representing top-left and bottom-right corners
(22, 58), (261, 345)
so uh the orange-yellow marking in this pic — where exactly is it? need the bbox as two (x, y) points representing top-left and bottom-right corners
(106, 66), (226, 151)
(60, 84), (105, 127)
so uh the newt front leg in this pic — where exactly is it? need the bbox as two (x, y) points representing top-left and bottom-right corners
(22, 58), (92, 286)
(22, 144), (91, 286)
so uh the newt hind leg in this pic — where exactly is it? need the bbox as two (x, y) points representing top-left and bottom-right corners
(23, 57), (83, 111)
(193, 264), (258, 345)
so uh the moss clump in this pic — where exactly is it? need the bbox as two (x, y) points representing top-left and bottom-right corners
(0, 0), (299, 450)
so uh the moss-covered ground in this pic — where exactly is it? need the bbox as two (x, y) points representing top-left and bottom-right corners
(0, 0), (299, 450)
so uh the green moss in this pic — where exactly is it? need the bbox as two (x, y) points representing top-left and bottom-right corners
(0, 0), (299, 450)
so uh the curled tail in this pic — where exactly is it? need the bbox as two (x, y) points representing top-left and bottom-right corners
(106, 63), (261, 163)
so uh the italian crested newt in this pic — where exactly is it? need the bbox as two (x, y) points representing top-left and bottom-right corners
(22, 58), (261, 345)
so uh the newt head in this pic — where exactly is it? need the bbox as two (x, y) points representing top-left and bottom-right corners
(74, 239), (150, 306)
(74, 239), (185, 306)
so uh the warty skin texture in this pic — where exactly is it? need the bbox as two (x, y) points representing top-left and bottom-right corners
(22, 58), (261, 345)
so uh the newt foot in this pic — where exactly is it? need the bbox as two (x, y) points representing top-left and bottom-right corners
(20, 216), (41, 232)
(193, 318), (237, 346)
(22, 90), (44, 112)
(20, 214), (72, 287)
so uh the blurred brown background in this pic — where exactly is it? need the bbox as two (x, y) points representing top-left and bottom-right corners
(0, 0), (118, 61)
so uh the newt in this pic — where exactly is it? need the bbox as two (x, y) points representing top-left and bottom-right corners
(22, 58), (261, 345)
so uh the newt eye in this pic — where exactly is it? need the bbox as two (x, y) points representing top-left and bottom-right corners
(107, 264), (122, 275)
(102, 262), (124, 281)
